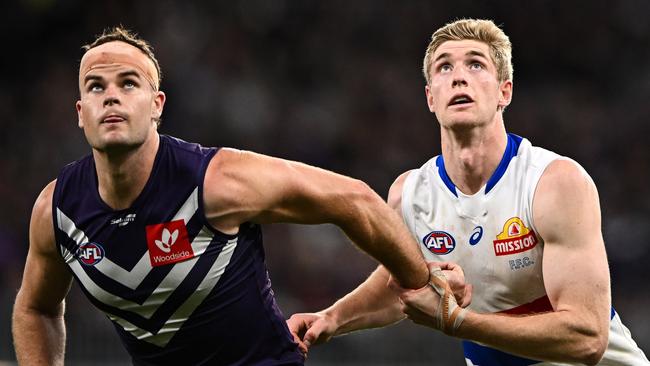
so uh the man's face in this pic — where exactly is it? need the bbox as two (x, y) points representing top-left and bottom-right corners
(425, 39), (511, 129)
(76, 41), (165, 152)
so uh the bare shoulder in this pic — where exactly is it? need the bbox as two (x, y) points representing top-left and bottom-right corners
(533, 158), (600, 243)
(206, 148), (290, 183)
(203, 148), (298, 232)
(534, 158), (597, 205)
(31, 180), (57, 255)
(387, 170), (414, 212)
(16, 179), (72, 314)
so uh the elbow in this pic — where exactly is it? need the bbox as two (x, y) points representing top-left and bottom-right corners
(340, 179), (379, 213)
(347, 179), (376, 202)
(573, 328), (608, 365)
(581, 336), (607, 366)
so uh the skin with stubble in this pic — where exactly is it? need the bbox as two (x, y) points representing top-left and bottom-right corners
(425, 39), (512, 195)
(76, 41), (166, 210)
(13, 36), (435, 365)
(288, 30), (613, 365)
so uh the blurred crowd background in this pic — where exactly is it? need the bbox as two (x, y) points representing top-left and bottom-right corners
(1, 1), (649, 365)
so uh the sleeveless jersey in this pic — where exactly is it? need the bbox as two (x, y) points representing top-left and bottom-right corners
(401, 134), (648, 366)
(52, 135), (303, 365)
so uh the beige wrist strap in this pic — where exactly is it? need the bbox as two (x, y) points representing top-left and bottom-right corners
(428, 267), (467, 335)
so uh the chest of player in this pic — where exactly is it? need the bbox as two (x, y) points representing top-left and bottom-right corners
(55, 187), (223, 305)
(412, 187), (546, 313)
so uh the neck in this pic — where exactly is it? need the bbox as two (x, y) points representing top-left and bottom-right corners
(93, 132), (160, 210)
(440, 116), (507, 195)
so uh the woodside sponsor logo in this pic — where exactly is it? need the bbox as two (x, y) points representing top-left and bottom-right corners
(146, 220), (195, 266)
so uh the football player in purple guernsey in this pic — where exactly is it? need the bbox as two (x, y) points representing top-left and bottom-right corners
(12, 27), (468, 366)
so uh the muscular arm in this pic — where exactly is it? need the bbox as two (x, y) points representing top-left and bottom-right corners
(316, 170), (417, 332)
(13, 181), (73, 366)
(287, 171), (470, 347)
(325, 171), (423, 333)
(453, 159), (610, 364)
(203, 149), (428, 289)
(286, 172), (414, 346)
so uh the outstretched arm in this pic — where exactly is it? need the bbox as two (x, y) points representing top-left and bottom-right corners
(203, 149), (429, 289)
(13, 181), (73, 366)
(288, 265), (404, 348)
(398, 159), (610, 365)
(286, 171), (470, 349)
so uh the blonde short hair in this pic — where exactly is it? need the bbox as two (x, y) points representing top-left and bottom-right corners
(422, 19), (513, 85)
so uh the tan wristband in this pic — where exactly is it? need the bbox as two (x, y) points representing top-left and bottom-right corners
(428, 266), (467, 335)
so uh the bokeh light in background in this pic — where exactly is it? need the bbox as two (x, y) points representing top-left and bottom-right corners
(1, 1), (649, 365)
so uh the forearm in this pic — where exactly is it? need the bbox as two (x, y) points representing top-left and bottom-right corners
(325, 266), (404, 336)
(457, 310), (605, 364)
(337, 187), (428, 289)
(13, 303), (66, 365)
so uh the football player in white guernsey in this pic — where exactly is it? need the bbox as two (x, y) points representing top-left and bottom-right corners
(288, 19), (649, 365)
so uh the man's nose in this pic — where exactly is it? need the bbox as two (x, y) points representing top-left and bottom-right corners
(452, 78), (468, 87)
(452, 67), (468, 88)
(103, 85), (121, 106)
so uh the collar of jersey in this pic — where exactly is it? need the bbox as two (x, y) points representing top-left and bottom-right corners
(436, 133), (523, 197)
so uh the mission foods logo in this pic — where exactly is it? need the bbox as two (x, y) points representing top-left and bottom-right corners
(422, 231), (456, 255)
(146, 220), (194, 267)
(493, 217), (538, 256)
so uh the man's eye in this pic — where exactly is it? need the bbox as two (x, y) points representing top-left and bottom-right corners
(470, 62), (483, 70)
(89, 84), (103, 92)
(440, 64), (452, 72)
(124, 81), (136, 89)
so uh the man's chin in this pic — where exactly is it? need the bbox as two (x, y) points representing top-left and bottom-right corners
(443, 118), (482, 129)
(92, 136), (142, 154)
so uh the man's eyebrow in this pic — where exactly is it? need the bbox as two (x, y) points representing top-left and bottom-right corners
(434, 52), (450, 63)
(117, 70), (142, 79)
(83, 74), (103, 84)
(434, 49), (489, 64)
(467, 50), (488, 59)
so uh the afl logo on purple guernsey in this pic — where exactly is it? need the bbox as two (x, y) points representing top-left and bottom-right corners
(76, 242), (105, 266)
(422, 231), (456, 255)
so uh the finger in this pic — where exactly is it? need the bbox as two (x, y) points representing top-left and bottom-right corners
(427, 261), (446, 271)
(303, 320), (328, 347)
(461, 284), (473, 308)
(292, 332), (309, 355)
(286, 315), (309, 338)
(402, 303), (432, 326)
(286, 316), (302, 333)
(430, 261), (452, 270)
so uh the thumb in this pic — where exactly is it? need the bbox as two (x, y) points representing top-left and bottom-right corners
(303, 319), (331, 347)
(302, 324), (320, 347)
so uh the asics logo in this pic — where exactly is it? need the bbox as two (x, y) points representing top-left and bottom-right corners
(155, 228), (179, 253)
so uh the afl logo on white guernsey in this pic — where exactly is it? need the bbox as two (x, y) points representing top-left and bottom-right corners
(422, 231), (456, 255)
(76, 242), (105, 266)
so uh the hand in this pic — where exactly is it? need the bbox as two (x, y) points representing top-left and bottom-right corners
(286, 312), (337, 356)
(432, 261), (472, 307)
(389, 264), (468, 335)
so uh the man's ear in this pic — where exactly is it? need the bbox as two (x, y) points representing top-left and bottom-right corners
(152, 91), (166, 122)
(425, 85), (436, 113)
(76, 100), (84, 128)
(497, 80), (513, 110)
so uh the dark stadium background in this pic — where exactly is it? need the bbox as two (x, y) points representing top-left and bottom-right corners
(1, 1), (648, 365)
